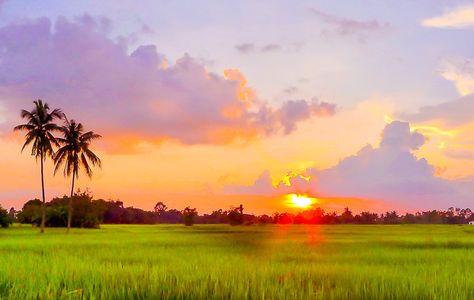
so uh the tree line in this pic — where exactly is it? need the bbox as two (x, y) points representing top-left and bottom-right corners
(13, 100), (101, 233)
(1, 192), (472, 228)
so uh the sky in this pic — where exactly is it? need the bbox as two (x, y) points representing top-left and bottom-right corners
(0, 0), (474, 213)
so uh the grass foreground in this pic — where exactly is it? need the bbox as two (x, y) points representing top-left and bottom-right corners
(0, 224), (473, 299)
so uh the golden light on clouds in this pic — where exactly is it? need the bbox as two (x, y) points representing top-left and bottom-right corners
(278, 172), (312, 187)
(384, 115), (457, 137)
(422, 5), (474, 29)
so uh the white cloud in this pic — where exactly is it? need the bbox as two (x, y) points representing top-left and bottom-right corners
(440, 57), (474, 96)
(422, 5), (474, 29)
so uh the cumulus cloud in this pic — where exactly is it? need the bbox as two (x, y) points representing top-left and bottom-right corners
(0, 15), (336, 149)
(225, 121), (474, 209)
(400, 94), (474, 126)
(399, 57), (474, 127)
(422, 5), (474, 29)
(309, 8), (391, 43)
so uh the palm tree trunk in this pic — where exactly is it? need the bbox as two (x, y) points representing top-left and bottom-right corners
(67, 171), (75, 233)
(40, 151), (46, 234)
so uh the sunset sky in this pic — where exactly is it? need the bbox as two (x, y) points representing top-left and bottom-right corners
(1, 0), (474, 213)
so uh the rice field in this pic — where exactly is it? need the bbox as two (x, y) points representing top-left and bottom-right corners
(0, 224), (473, 299)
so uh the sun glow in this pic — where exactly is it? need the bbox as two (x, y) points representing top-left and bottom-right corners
(286, 194), (316, 208)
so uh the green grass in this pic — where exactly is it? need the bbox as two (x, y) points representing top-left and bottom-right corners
(0, 224), (473, 299)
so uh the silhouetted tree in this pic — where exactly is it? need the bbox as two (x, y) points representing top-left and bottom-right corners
(54, 118), (102, 232)
(154, 201), (167, 223)
(14, 100), (63, 233)
(154, 201), (167, 214)
(17, 199), (42, 224)
(182, 207), (198, 226)
(228, 205), (244, 225)
(8, 208), (16, 222)
(355, 211), (379, 224)
(339, 207), (354, 224)
(382, 211), (400, 224)
(0, 206), (12, 228)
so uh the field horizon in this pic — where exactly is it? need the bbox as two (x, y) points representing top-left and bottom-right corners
(1, 224), (473, 299)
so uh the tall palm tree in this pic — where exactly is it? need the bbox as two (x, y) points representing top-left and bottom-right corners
(53, 118), (101, 232)
(14, 100), (63, 233)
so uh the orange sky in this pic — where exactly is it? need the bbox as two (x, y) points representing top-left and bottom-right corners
(1, 3), (474, 213)
(2, 98), (474, 213)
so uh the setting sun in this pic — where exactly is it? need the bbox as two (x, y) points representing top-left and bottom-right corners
(286, 194), (316, 208)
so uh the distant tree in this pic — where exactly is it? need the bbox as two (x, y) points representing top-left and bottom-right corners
(154, 201), (167, 223)
(8, 208), (16, 222)
(159, 209), (183, 224)
(0, 206), (12, 228)
(48, 191), (102, 228)
(17, 199), (42, 224)
(202, 209), (228, 224)
(53, 118), (101, 232)
(340, 207), (354, 224)
(14, 100), (63, 233)
(228, 204), (244, 225)
(154, 201), (167, 214)
(182, 207), (198, 226)
(382, 211), (400, 224)
(274, 212), (294, 224)
(355, 211), (378, 224)
(257, 214), (273, 224)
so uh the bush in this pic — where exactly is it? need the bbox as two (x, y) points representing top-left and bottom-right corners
(0, 206), (12, 228)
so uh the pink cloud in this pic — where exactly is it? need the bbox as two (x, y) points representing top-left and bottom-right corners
(0, 15), (335, 149)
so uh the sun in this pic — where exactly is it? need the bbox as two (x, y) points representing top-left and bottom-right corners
(286, 194), (316, 208)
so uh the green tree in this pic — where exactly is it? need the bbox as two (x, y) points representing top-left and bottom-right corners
(53, 118), (101, 232)
(14, 100), (63, 233)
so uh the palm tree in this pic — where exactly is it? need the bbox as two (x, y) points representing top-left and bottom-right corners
(14, 100), (63, 233)
(53, 118), (101, 232)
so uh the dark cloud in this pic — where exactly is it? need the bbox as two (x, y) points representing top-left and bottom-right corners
(400, 94), (474, 126)
(283, 86), (297, 95)
(235, 43), (283, 54)
(261, 43), (281, 52)
(309, 8), (391, 43)
(235, 43), (255, 53)
(278, 99), (336, 134)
